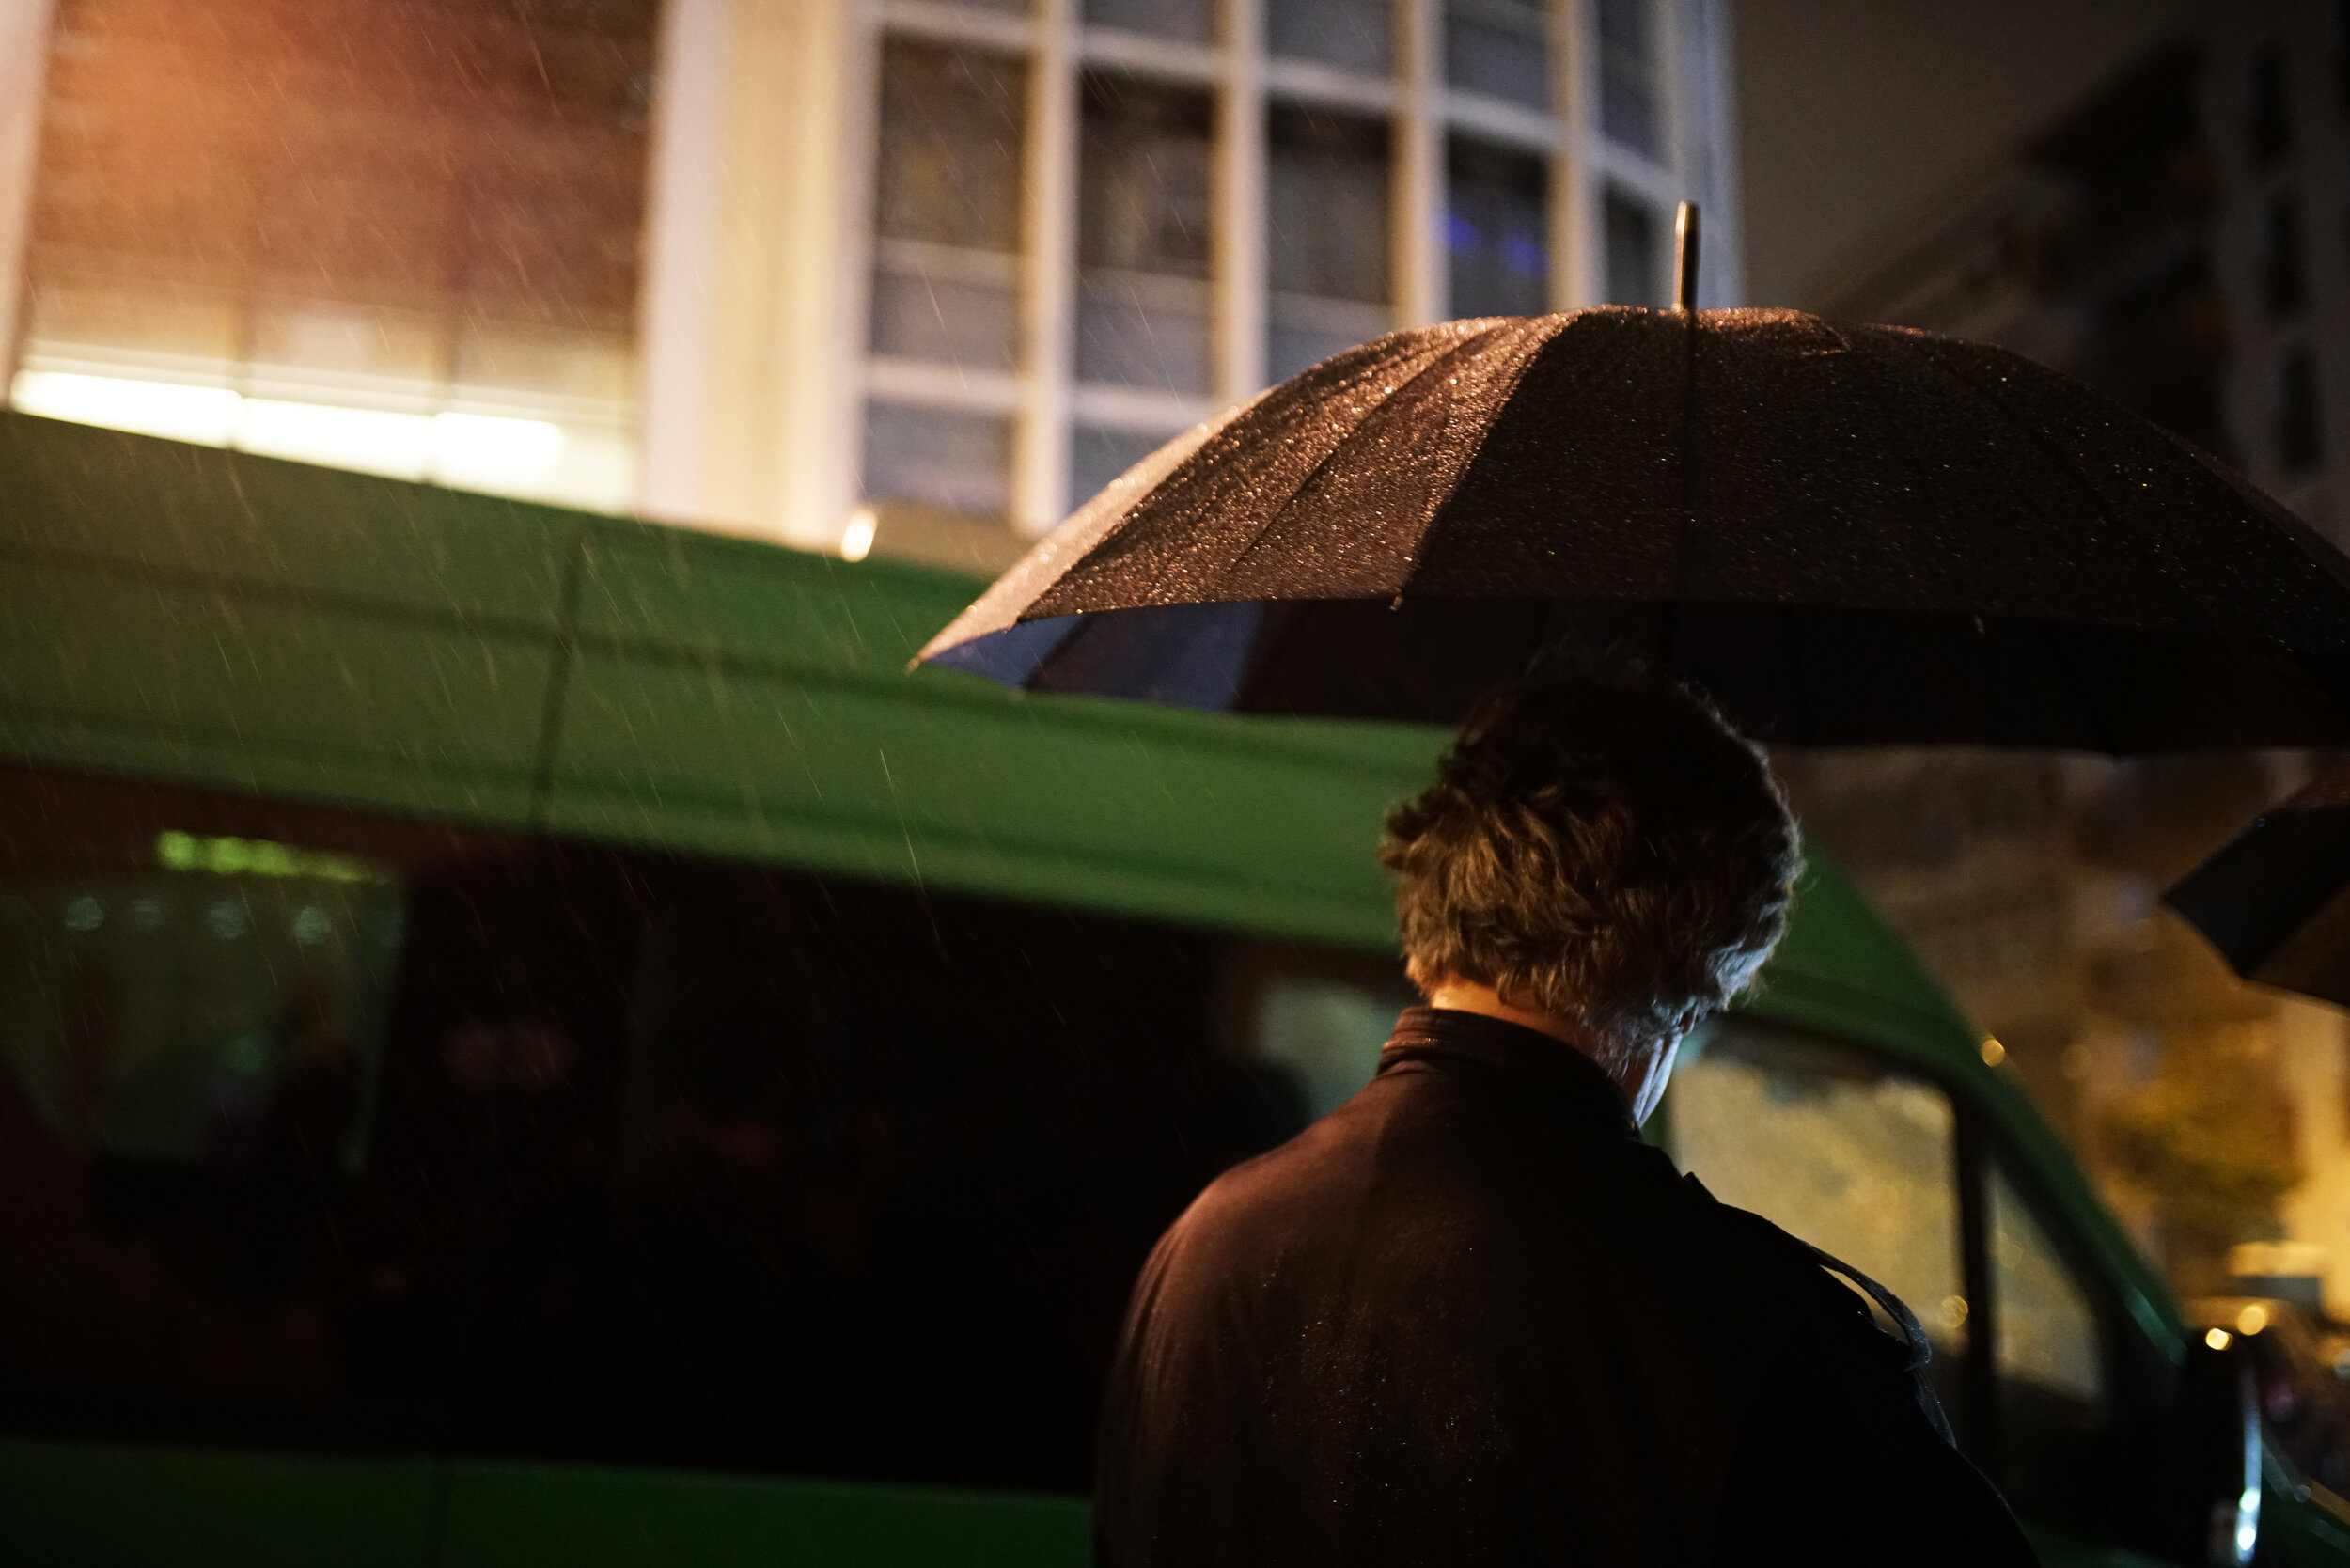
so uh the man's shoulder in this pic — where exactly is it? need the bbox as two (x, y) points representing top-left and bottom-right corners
(1675, 1176), (1933, 1368)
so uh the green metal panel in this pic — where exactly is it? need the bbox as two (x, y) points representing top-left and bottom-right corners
(0, 1439), (437, 1568)
(0, 557), (555, 821)
(0, 413), (574, 629)
(438, 1459), (1087, 1568)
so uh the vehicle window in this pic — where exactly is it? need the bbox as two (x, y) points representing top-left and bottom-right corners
(1662, 1016), (1969, 1409)
(1989, 1160), (2109, 1523)
(1246, 969), (1412, 1119)
(0, 763), (1332, 1493)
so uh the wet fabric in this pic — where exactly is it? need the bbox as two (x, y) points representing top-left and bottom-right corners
(919, 309), (2350, 750)
(1095, 1007), (2038, 1567)
(2166, 759), (2350, 1010)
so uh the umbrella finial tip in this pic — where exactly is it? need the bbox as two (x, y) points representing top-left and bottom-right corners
(1674, 202), (1700, 311)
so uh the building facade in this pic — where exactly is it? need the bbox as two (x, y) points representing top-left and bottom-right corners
(1788, 0), (2350, 1308)
(0, 0), (1739, 573)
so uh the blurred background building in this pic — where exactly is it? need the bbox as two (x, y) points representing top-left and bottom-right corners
(1760, 0), (2350, 1309)
(0, 0), (1737, 573)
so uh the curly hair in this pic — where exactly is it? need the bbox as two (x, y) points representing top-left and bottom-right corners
(1379, 664), (1801, 1066)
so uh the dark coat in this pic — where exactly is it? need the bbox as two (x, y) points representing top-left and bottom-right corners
(1095, 1007), (2039, 1567)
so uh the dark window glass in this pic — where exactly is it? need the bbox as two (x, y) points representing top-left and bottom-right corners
(1070, 423), (1170, 509)
(1988, 1159), (2111, 1528)
(1603, 186), (1661, 306)
(861, 400), (1015, 521)
(1084, 0), (1214, 42)
(2336, 1), (2350, 113)
(870, 39), (1026, 370)
(1445, 0), (1550, 111)
(1267, 0), (1392, 75)
(2249, 41), (2292, 165)
(1076, 74), (1214, 394)
(1447, 137), (1549, 317)
(1597, 0), (1662, 156)
(1265, 104), (1392, 380)
(2279, 351), (2324, 473)
(2264, 199), (2306, 314)
(0, 764), (1359, 1491)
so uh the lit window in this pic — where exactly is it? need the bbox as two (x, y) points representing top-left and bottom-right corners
(1446, 0), (1551, 112)
(870, 39), (1027, 372)
(1077, 74), (1215, 395)
(1448, 137), (1550, 317)
(1597, 0), (1663, 156)
(14, 0), (656, 510)
(1268, 0), (1392, 75)
(1266, 104), (1393, 380)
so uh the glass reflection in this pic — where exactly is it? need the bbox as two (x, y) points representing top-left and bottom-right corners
(1266, 103), (1393, 380)
(1665, 1017), (1967, 1372)
(1077, 74), (1214, 395)
(1448, 137), (1550, 317)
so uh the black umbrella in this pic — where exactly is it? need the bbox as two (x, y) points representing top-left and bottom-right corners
(918, 219), (2350, 749)
(2165, 763), (2350, 1009)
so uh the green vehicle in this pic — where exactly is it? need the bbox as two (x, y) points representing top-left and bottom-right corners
(0, 410), (2331, 1566)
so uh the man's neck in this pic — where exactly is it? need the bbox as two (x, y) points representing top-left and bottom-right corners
(1422, 977), (1581, 1044)
(1418, 975), (1677, 1125)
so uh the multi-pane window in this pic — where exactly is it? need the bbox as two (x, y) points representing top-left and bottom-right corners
(864, 39), (1027, 526)
(1077, 75), (1215, 395)
(1266, 104), (1394, 380)
(1449, 138), (1550, 317)
(851, 0), (1716, 556)
(1446, 0), (1552, 111)
(870, 42), (1026, 373)
(13, 0), (656, 510)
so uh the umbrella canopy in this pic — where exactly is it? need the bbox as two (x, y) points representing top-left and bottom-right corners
(918, 307), (2350, 749)
(2166, 763), (2350, 1010)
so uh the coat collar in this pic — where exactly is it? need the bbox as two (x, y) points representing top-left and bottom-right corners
(1378, 1006), (1639, 1138)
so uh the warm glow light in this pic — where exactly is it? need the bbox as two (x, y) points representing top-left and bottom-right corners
(434, 412), (565, 489)
(239, 398), (432, 478)
(12, 369), (241, 444)
(840, 506), (878, 563)
(10, 372), (566, 494)
(2206, 1327), (2233, 1351)
(1979, 1037), (2006, 1067)
(2236, 1303), (2269, 1336)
